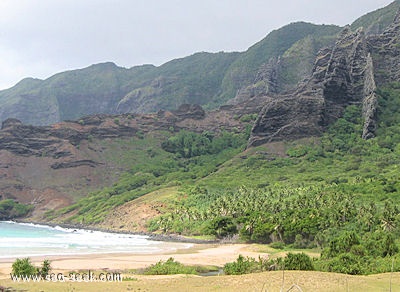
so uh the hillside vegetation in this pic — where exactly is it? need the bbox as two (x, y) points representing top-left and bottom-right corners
(49, 82), (400, 275)
(1, 0), (400, 279)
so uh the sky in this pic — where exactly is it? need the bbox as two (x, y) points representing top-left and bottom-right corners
(0, 0), (395, 90)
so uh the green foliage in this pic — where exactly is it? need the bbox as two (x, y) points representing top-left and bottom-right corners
(56, 130), (247, 224)
(269, 242), (285, 250)
(239, 113), (258, 123)
(325, 253), (365, 275)
(38, 260), (52, 278)
(322, 231), (360, 258)
(286, 145), (309, 157)
(376, 82), (400, 150)
(220, 22), (341, 102)
(0, 199), (33, 220)
(224, 253), (313, 275)
(223, 255), (260, 275)
(283, 253), (314, 271)
(145, 91), (400, 275)
(364, 231), (399, 257)
(322, 105), (363, 153)
(11, 258), (51, 277)
(11, 258), (36, 277)
(143, 257), (196, 275)
(161, 130), (247, 158)
(351, 0), (400, 34)
(204, 216), (237, 238)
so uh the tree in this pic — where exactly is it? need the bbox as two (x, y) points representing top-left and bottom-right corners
(381, 200), (398, 232)
(205, 216), (237, 238)
(322, 231), (360, 259)
(283, 252), (314, 271)
(11, 258), (52, 277)
(39, 259), (51, 277)
(11, 258), (36, 276)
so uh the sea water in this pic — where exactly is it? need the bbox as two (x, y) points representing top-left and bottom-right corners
(0, 221), (191, 258)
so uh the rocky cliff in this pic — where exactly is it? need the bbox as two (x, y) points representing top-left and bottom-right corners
(248, 11), (400, 146)
(0, 101), (261, 217)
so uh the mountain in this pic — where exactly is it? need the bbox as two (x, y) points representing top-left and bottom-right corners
(1, 2), (398, 126)
(0, 2), (398, 220)
(249, 9), (400, 146)
(0, 24), (345, 125)
(0, 2), (399, 277)
(351, 0), (400, 34)
(0, 54), (239, 126)
(0, 1), (399, 253)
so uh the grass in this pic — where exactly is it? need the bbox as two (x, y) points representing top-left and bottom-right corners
(132, 187), (180, 205)
(2, 271), (400, 291)
(248, 244), (321, 259)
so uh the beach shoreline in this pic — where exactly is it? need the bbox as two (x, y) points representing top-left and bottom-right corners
(0, 243), (268, 279)
(0, 221), (269, 281)
(12, 219), (219, 244)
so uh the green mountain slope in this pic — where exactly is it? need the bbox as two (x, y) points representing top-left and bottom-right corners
(219, 22), (341, 102)
(49, 82), (400, 275)
(351, 0), (400, 34)
(116, 52), (240, 113)
(1, 1), (399, 276)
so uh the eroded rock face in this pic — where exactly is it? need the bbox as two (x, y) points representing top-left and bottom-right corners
(248, 11), (400, 146)
(0, 102), (259, 216)
(172, 104), (206, 120)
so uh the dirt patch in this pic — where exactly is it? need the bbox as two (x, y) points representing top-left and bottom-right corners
(101, 201), (165, 232)
(100, 188), (177, 232)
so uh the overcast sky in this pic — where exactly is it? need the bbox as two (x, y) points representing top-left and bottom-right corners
(0, 0), (394, 90)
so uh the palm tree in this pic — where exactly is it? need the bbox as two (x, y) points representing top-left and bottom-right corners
(381, 200), (398, 232)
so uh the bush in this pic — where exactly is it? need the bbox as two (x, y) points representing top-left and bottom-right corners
(143, 257), (196, 275)
(0, 199), (33, 220)
(322, 231), (360, 258)
(11, 258), (37, 276)
(204, 216), (237, 239)
(283, 252), (314, 271)
(326, 253), (364, 275)
(286, 145), (308, 157)
(239, 113), (258, 123)
(270, 241), (285, 249)
(223, 255), (259, 275)
(39, 259), (51, 277)
(11, 258), (52, 277)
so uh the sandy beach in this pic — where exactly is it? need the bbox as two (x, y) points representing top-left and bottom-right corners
(0, 243), (268, 277)
(1, 244), (399, 292)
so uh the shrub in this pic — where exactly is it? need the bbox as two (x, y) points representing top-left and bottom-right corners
(143, 257), (196, 275)
(223, 255), (258, 275)
(0, 199), (33, 220)
(11, 258), (52, 277)
(326, 253), (364, 275)
(322, 231), (360, 258)
(204, 216), (237, 239)
(239, 113), (258, 123)
(270, 241), (285, 249)
(39, 259), (52, 277)
(286, 145), (308, 157)
(12, 258), (36, 276)
(283, 252), (314, 271)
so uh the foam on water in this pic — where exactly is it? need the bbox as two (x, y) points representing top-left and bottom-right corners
(0, 221), (192, 258)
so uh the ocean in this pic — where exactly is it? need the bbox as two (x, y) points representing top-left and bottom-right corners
(0, 221), (191, 258)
